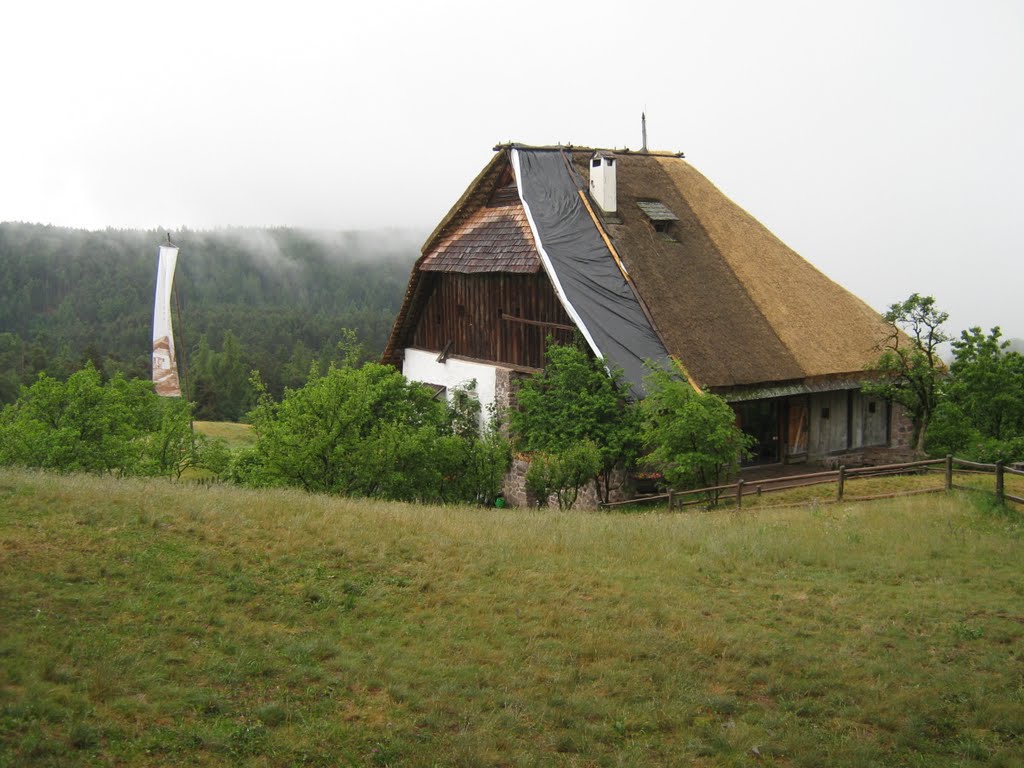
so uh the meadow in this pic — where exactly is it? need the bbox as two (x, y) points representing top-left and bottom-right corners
(193, 420), (256, 449)
(0, 468), (1021, 766)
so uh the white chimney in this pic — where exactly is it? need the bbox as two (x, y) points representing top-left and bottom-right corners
(589, 152), (617, 213)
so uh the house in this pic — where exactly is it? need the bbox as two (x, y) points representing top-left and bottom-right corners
(383, 143), (911, 471)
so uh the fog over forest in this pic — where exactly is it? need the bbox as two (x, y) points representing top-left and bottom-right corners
(0, 222), (421, 416)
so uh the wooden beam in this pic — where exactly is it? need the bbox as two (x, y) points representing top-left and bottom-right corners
(576, 188), (703, 395)
(500, 312), (576, 332)
(436, 339), (453, 363)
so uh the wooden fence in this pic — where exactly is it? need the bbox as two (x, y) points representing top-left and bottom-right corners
(600, 456), (1024, 511)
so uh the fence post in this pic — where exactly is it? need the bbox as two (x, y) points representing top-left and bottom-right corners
(837, 466), (846, 502)
(945, 455), (953, 492)
(995, 461), (1005, 505)
(668, 491), (675, 512)
(736, 479), (745, 510)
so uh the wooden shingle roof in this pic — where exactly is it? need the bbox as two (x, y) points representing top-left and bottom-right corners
(420, 202), (540, 274)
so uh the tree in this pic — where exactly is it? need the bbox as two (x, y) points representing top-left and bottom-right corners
(0, 364), (194, 476)
(510, 341), (640, 503)
(639, 367), (753, 503)
(189, 334), (218, 419)
(215, 330), (251, 421)
(246, 361), (509, 503)
(525, 441), (602, 510)
(869, 293), (949, 451)
(947, 327), (1024, 441)
(925, 326), (1024, 462)
(0, 222), (417, 414)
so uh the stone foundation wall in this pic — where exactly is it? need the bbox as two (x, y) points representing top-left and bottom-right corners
(890, 402), (915, 450)
(821, 445), (926, 469)
(503, 456), (532, 508)
(493, 367), (514, 417)
(502, 456), (632, 510)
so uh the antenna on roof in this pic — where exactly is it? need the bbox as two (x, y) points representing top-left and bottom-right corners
(641, 112), (648, 153)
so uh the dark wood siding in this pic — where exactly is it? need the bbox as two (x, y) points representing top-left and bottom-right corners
(410, 272), (576, 369)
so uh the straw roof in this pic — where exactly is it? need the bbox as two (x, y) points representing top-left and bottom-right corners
(569, 151), (889, 389)
(385, 146), (891, 390)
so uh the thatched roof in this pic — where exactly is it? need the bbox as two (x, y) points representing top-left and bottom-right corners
(385, 145), (891, 390)
(569, 151), (889, 389)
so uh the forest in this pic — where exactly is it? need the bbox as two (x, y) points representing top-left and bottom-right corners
(0, 222), (419, 418)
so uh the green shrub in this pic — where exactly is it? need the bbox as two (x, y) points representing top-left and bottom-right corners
(510, 342), (639, 503)
(525, 441), (602, 510)
(639, 367), (753, 503)
(245, 363), (510, 503)
(924, 401), (976, 457)
(962, 436), (1024, 465)
(0, 364), (193, 477)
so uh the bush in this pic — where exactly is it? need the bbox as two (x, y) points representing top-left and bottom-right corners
(525, 441), (602, 510)
(224, 447), (281, 488)
(452, 421), (513, 504)
(924, 401), (976, 458)
(510, 342), (639, 503)
(0, 365), (193, 476)
(245, 363), (510, 503)
(960, 436), (1024, 465)
(639, 367), (753, 503)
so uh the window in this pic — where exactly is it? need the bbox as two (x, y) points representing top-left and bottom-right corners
(636, 200), (679, 239)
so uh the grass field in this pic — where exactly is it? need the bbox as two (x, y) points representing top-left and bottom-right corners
(646, 466), (1024, 513)
(193, 420), (256, 449)
(1, 469), (1022, 766)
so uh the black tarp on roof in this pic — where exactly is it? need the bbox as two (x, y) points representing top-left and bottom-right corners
(512, 148), (670, 396)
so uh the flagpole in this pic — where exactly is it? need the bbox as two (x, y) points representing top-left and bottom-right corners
(166, 233), (193, 432)
(167, 236), (189, 398)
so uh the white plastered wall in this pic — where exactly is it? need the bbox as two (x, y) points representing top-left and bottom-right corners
(402, 348), (497, 429)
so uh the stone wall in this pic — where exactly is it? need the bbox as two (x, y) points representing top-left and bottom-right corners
(493, 366), (514, 416)
(502, 455), (632, 510)
(821, 446), (925, 469)
(890, 402), (915, 450)
(503, 456), (532, 508)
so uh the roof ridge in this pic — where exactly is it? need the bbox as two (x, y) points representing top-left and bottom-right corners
(494, 143), (684, 158)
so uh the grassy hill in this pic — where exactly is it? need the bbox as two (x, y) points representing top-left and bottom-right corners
(1, 470), (1022, 766)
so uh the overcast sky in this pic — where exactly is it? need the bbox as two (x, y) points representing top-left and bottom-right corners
(3, 0), (1022, 338)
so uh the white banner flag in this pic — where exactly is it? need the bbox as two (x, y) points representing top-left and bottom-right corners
(152, 245), (182, 397)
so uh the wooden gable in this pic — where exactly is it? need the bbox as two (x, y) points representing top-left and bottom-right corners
(410, 271), (575, 370)
(387, 150), (578, 370)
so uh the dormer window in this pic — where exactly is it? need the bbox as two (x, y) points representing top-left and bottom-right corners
(636, 200), (679, 238)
